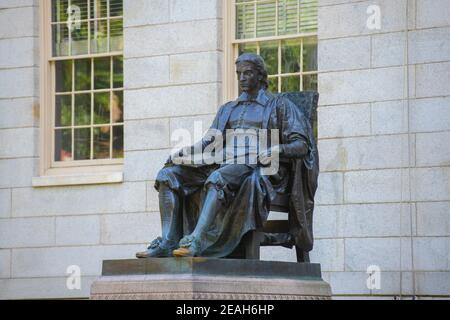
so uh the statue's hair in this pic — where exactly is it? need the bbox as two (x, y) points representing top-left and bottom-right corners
(235, 53), (269, 89)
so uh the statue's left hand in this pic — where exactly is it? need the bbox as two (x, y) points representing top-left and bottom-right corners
(258, 145), (281, 166)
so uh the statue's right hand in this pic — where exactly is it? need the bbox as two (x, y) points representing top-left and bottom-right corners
(165, 149), (185, 165)
(165, 155), (173, 165)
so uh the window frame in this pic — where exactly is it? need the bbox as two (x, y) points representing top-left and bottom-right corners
(223, 0), (318, 102)
(38, 0), (124, 181)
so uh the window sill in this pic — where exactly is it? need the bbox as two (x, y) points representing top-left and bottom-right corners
(32, 171), (123, 188)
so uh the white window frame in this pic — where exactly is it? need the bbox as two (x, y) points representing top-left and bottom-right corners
(223, 0), (318, 102)
(36, 0), (123, 187)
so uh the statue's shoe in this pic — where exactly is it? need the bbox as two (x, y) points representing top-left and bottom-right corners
(136, 237), (175, 258)
(172, 247), (193, 257)
(172, 235), (201, 257)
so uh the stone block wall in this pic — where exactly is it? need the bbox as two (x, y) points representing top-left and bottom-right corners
(0, 0), (448, 299)
(313, 0), (450, 298)
(0, 0), (222, 299)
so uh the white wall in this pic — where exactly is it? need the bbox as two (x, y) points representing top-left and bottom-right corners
(315, 0), (450, 298)
(0, 0), (222, 299)
(0, 0), (448, 299)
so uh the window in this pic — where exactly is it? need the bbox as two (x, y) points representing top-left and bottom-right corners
(224, 0), (318, 99)
(39, 0), (123, 178)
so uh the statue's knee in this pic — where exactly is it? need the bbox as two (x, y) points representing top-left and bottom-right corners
(155, 167), (181, 192)
(158, 167), (173, 177)
(205, 172), (225, 190)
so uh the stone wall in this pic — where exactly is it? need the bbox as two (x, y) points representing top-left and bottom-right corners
(0, 0), (448, 299)
(0, 0), (222, 299)
(314, 0), (450, 298)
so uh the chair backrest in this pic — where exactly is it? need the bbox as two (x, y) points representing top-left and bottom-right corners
(268, 91), (319, 211)
(276, 91), (319, 127)
(262, 91), (319, 263)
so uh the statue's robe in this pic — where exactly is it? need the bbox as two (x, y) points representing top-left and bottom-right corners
(155, 89), (318, 257)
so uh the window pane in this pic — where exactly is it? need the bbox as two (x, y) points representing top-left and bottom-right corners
(236, 3), (255, 39)
(236, 0), (317, 40)
(55, 129), (72, 161)
(256, 0), (276, 38)
(51, 1), (124, 164)
(238, 42), (257, 56)
(55, 60), (72, 92)
(110, 18), (123, 52)
(74, 93), (91, 126)
(94, 126), (111, 159)
(110, 0), (123, 17)
(113, 56), (123, 88)
(90, 19), (108, 53)
(281, 39), (300, 74)
(113, 125), (124, 159)
(94, 57), (111, 89)
(90, 0), (108, 19)
(268, 77), (278, 94)
(260, 41), (278, 75)
(71, 21), (89, 55)
(94, 92), (110, 124)
(278, 0), (298, 35)
(281, 76), (300, 92)
(55, 95), (72, 127)
(112, 91), (123, 123)
(74, 128), (91, 160)
(52, 0), (68, 22)
(70, 0), (89, 21)
(75, 59), (91, 91)
(303, 74), (317, 91)
(52, 23), (70, 57)
(303, 37), (318, 72)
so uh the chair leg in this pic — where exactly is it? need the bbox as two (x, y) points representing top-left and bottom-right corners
(295, 246), (310, 263)
(243, 231), (261, 260)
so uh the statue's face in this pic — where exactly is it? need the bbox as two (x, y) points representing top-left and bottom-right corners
(236, 62), (261, 94)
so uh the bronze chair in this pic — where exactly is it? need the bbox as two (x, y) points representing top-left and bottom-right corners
(230, 91), (319, 263)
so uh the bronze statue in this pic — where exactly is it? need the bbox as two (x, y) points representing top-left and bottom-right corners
(136, 53), (318, 259)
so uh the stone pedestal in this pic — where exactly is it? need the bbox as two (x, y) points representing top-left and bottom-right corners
(90, 258), (332, 300)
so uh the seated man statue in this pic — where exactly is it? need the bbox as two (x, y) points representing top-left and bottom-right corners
(136, 53), (318, 258)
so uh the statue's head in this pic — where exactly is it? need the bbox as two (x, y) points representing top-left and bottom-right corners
(235, 53), (269, 95)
